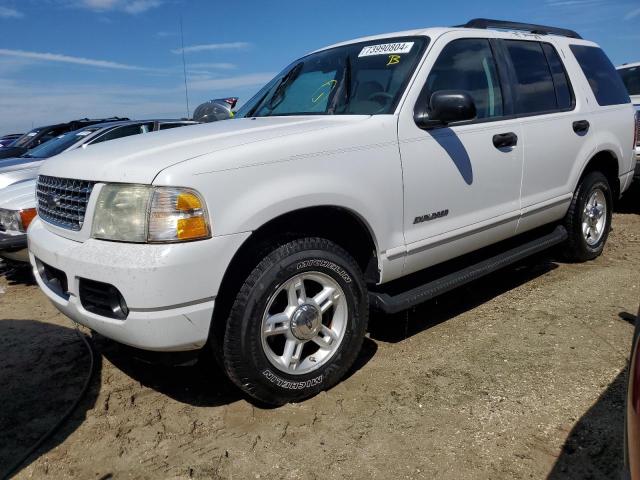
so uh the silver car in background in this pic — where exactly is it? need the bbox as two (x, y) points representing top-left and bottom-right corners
(0, 119), (198, 263)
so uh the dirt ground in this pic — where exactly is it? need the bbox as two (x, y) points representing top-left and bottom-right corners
(1, 185), (639, 480)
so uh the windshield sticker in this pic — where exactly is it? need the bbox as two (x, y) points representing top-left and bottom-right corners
(311, 79), (337, 103)
(76, 131), (92, 136)
(27, 132), (37, 137)
(387, 55), (401, 66)
(359, 42), (414, 57)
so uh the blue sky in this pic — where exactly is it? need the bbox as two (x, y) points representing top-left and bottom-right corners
(0, 0), (639, 134)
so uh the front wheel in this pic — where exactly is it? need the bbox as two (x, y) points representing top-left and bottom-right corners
(222, 237), (368, 405)
(561, 171), (613, 262)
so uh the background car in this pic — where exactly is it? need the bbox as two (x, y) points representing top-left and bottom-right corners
(618, 62), (640, 106)
(0, 117), (128, 160)
(626, 307), (640, 480)
(618, 63), (640, 180)
(0, 134), (22, 148)
(192, 97), (239, 123)
(0, 119), (198, 192)
(0, 119), (198, 263)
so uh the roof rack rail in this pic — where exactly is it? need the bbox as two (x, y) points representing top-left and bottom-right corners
(459, 18), (582, 39)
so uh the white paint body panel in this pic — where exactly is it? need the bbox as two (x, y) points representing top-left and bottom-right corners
(29, 27), (635, 351)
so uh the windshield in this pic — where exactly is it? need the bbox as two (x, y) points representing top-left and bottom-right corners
(236, 36), (429, 118)
(12, 128), (41, 148)
(23, 128), (98, 159)
(619, 65), (640, 96)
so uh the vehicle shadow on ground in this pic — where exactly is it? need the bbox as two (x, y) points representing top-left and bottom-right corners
(547, 369), (628, 479)
(0, 261), (35, 286)
(0, 319), (101, 479)
(369, 255), (559, 343)
(98, 335), (378, 408)
(617, 181), (639, 214)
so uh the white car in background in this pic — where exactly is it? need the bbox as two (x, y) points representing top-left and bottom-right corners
(0, 179), (36, 263)
(617, 62), (640, 178)
(0, 120), (197, 263)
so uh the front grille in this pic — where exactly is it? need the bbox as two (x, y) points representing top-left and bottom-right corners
(37, 175), (95, 231)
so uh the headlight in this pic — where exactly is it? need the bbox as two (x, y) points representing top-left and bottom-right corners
(91, 184), (210, 243)
(0, 208), (21, 232)
(0, 208), (36, 233)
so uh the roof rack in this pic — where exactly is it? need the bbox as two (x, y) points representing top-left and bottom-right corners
(459, 18), (582, 39)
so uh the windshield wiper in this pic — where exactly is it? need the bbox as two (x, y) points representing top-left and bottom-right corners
(261, 62), (304, 115)
(328, 55), (352, 114)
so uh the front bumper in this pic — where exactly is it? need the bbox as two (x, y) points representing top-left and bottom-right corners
(0, 231), (28, 262)
(28, 218), (250, 351)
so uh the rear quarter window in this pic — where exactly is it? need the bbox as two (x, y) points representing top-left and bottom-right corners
(569, 45), (630, 106)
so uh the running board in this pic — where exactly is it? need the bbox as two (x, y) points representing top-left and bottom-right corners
(369, 225), (568, 314)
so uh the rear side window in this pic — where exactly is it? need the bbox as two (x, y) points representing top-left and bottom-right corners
(423, 38), (503, 120)
(541, 43), (574, 109)
(570, 45), (630, 106)
(504, 40), (557, 114)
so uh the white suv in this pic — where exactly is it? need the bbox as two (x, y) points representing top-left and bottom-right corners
(28, 19), (637, 405)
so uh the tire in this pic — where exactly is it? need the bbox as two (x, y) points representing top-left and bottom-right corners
(561, 171), (613, 262)
(222, 237), (368, 405)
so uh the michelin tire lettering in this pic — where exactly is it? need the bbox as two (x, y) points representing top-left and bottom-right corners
(296, 259), (352, 283)
(262, 369), (323, 390)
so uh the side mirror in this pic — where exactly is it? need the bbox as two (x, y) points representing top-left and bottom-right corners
(415, 90), (476, 128)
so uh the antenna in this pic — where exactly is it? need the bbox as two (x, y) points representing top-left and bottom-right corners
(180, 17), (191, 119)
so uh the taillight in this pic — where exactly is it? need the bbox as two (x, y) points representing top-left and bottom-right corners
(635, 111), (639, 148)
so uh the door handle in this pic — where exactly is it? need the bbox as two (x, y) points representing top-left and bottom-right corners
(492, 132), (518, 149)
(573, 120), (590, 134)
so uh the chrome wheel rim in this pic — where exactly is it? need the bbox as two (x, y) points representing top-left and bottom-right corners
(582, 188), (607, 246)
(260, 271), (347, 375)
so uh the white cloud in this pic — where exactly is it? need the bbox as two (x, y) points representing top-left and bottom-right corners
(188, 72), (275, 92)
(156, 30), (177, 38)
(124, 0), (162, 14)
(189, 62), (237, 70)
(73, 0), (163, 14)
(625, 7), (640, 20)
(171, 42), (250, 55)
(545, 0), (605, 6)
(0, 6), (23, 18)
(0, 72), (274, 133)
(0, 48), (154, 71)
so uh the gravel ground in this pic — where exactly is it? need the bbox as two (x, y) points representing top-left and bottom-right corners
(1, 184), (638, 480)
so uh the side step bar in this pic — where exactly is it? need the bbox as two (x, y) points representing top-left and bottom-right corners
(369, 225), (568, 314)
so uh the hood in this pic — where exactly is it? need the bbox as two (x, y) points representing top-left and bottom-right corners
(0, 156), (44, 173)
(39, 116), (369, 184)
(0, 164), (39, 190)
(0, 178), (36, 211)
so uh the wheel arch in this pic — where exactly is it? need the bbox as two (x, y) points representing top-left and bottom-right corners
(577, 150), (621, 200)
(208, 205), (379, 352)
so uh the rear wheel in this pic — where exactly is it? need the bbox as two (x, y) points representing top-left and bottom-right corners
(222, 237), (368, 405)
(561, 171), (613, 262)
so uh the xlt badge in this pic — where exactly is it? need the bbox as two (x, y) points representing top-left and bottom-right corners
(414, 209), (449, 224)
